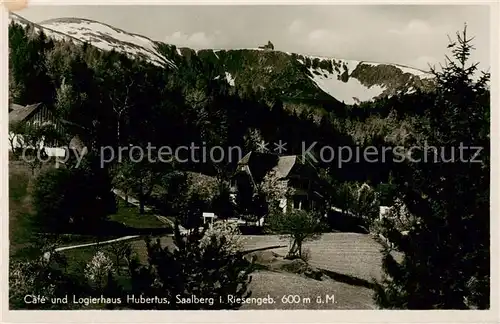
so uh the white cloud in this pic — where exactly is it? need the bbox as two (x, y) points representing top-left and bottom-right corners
(289, 20), (348, 54)
(306, 28), (346, 50)
(288, 19), (306, 34)
(389, 19), (434, 35)
(409, 55), (440, 70)
(164, 31), (220, 48)
(308, 29), (329, 41)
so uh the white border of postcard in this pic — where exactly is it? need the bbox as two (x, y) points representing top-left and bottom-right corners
(1, 0), (498, 323)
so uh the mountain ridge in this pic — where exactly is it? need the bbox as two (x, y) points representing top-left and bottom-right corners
(9, 13), (434, 106)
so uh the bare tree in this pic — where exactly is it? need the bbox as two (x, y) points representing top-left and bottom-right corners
(105, 241), (132, 275)
(109, 79), (134, 145)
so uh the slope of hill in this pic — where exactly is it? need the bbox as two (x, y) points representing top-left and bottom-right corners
(9, 14), (176, 68)
(9, 13), (434, 106)
(40, 17), (176, 69)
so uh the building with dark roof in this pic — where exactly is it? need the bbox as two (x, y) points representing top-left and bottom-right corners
(8, 102), (66, 156)
(9, 103), (44, 125)
(231, 151), (323, 215)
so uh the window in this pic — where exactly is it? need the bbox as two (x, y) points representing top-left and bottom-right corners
(230, 179), (237, 188)
(292, 196), (311, 211)
(293, 197), (302, 210)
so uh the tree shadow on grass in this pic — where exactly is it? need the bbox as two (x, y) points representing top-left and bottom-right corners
(241, 245), (376, 290)
(64, 219), (173, 238)
(319, 268), (375, 290)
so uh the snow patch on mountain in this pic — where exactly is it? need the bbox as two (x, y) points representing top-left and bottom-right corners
(293, 55), (390, 103)
(307, 67), (385, 105)
(407, 87), (416, 94)
(294, 53), (431, 80)
(9, 14), (175, 68)
(396, 65), (432, 78)
(338, 59), (359, 73)
(225, 72), (235, 86)
(39, 18), (176, 68)
(9, 14), (82, 44)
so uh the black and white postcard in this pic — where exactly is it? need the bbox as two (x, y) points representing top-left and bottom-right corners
(1, 2), (498, 323)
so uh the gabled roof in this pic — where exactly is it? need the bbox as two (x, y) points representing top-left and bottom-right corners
(9, 103), (24, 112)
(236, 152), (279, 182)
(272, 155), (297, 179)
(8, 103), (42, 125)
(236, 152), (315, 182)
(238, 152), (253, 165)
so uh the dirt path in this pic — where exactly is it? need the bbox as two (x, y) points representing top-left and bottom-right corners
(54, 235), (140, 252)
(44, 189), (188, 257)
(43, 235), (142, 260)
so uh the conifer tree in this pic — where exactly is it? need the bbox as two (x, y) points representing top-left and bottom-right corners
(374, 25), (490, 309)
(9, 24), (55, 106)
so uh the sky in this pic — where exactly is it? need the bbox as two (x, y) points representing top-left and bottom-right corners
(18, 5), (491, 72)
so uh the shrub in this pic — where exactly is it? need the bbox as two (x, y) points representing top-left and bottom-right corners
(200, 221), (245, 254)
(32, 167), (112, 233)
(32, 168), (73, 232)
(126, 225), (253, 309)
(84, 251), (115, 290)
(10, 259), (57, 309)
(9, 240), (86, 309)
